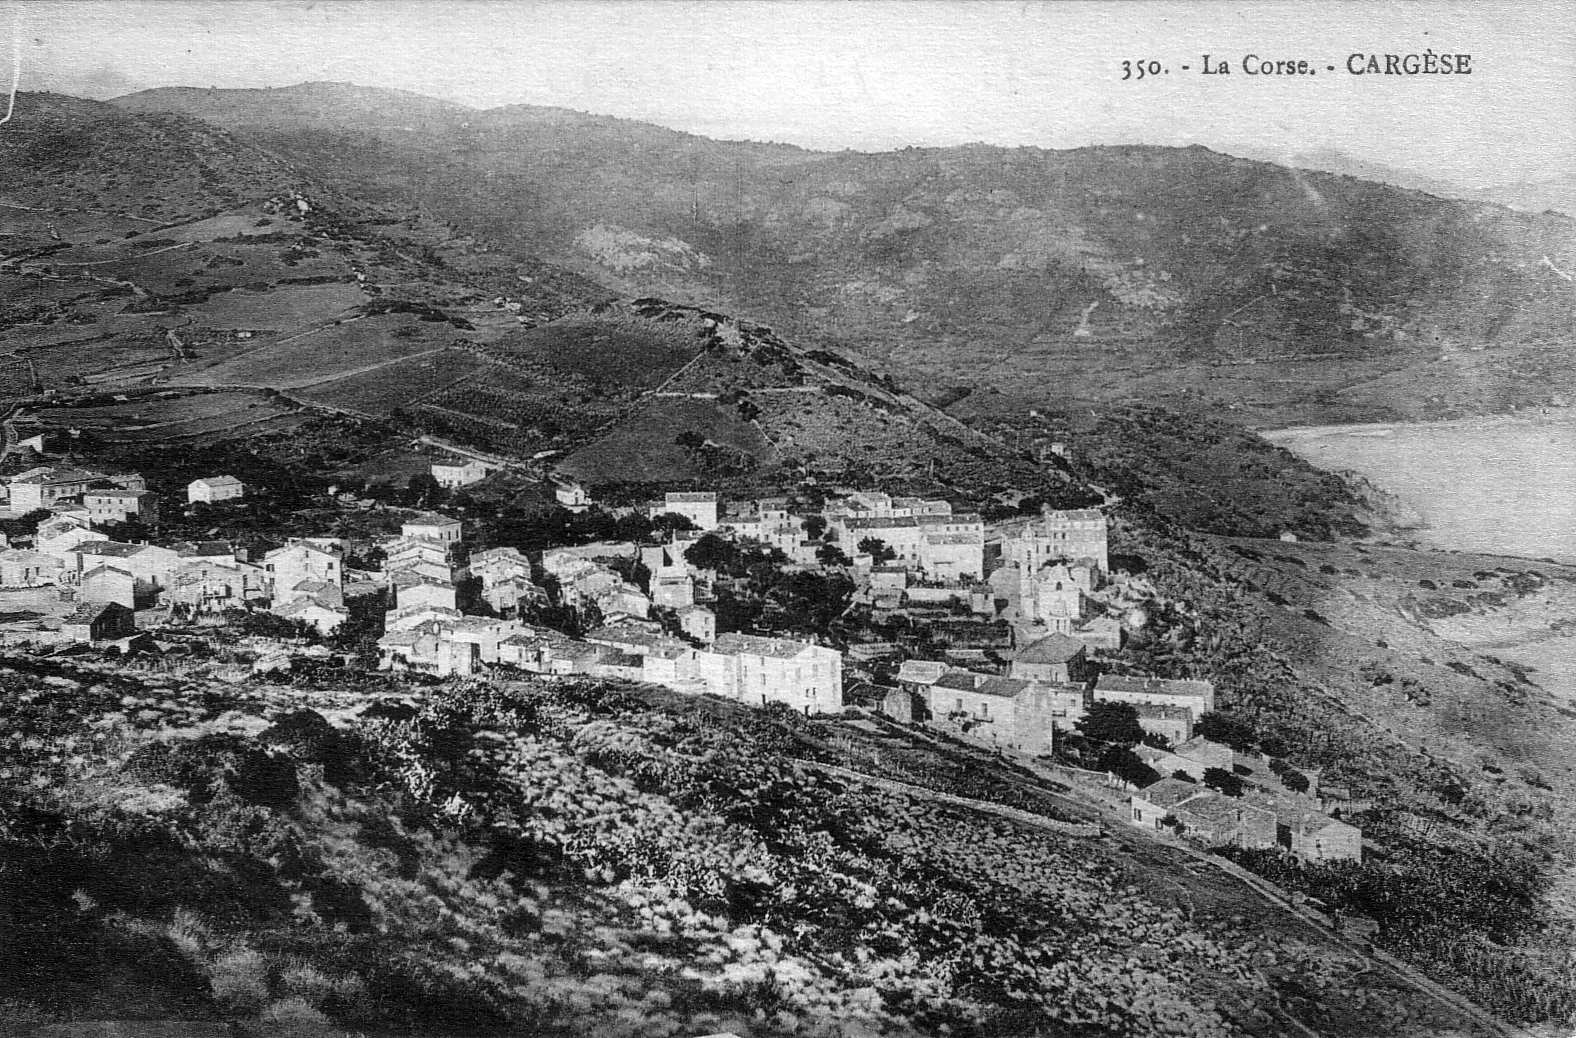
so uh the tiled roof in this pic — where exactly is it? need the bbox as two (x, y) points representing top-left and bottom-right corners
(10, 467), (104, 486)
(896, 660), (949, 684)
(665, 492), (718, 503)
(1135, 777), (1207, 809)
(404, 511), (461, 526)
(712, 632), (817, 659)
(976, 676), (1033, 699)
(933, 669), (986, 692)
(64, 602), (121, 623)
(71, 541), (147, 559)
(1015, 633), (1086, 663)
(1096, 675), (1213, 698)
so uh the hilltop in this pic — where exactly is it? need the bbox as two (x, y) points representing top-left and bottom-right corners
(116, 82), (1576, 428)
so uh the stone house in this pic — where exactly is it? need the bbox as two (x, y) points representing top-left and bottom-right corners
(924, 670), (1078, 755)
(1094, 674), (1216, 720)
(0, 548), (63, 588)
(845, 682), (920, 722)
(61, 601), (136, 643)
(400, 512), (463, 544)
(1174, 794), (1277, 850)
(662, 491), (720, 532)
(554, 483), (590, 512)
(83, 488), (158, 527)
(167, 558), (268, 612)
(1134, 703), (1194, 746)
(34, 516), (105, 557)
(187, 475), (244, 504)
(431, 457), (489, 488)
(81, 565), (137, 609)
(6, 467), (108, 513)
(676, 604), (716, 644)
(264, 542), (344, 603)
(1129, 777), (1203, 830)
(378, 626), (479, 676)
(708, 633), (842, 714)
(275, 597), (349, 635)
(1009, 633), (1089, 684)
(998, 507), (1109, 576)
(483, 576), (548, 617)
(395, 580), (458, 613)
(67, 542), (179, 600)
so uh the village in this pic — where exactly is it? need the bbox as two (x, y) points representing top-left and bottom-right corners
(0, 449), (1360, 865)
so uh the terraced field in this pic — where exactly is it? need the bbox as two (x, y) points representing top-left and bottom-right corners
(182, 282), (365, 331)
(299, 348), (495, 414)
(171, 314), (453, 390)
(34, 391), (300, 443)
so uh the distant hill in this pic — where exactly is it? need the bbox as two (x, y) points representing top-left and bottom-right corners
(116, 83), (1576, 428)
(1233, 146), (1576, 218)
(2, 90), (1080, 504)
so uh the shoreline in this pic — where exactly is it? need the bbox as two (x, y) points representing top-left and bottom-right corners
(1267, 412), (1576, 566)
(1261, 407), (1576, 443)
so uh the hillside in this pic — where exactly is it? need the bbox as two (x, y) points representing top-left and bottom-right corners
(0, 656), (1516, 1038)
(2, 91), (1089, 506)
(116, 83), (1576, 428)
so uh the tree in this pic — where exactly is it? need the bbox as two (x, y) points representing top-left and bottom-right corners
(801, 515), (827, 540)
(815, 543), (851, 568)
(1075, 701), (1144, 747)
(1280, 767), (1311, 794)
(1098, 745), (1160, 788)
(1140, 730), (1173, 751)
(1194, 711), (1258, 753)
(651, 512), (698, 538)
(857, 536), (897, 564)
(404, 472), (442, 507)
(1203, 767), (1245, 797)
(684, 532), (736, 572)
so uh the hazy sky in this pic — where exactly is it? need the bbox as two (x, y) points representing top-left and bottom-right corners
(14, 0), (1576, 187)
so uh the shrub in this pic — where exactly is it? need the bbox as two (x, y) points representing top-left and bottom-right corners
(1203, 767), (1245, 797)
(1193, 711), (1258, 753)
(279, 963), (335, 1009)
(209, 948), (270, 1015)
(1076, 702), (1145, 747)
(125, 734), (300, 809)
(259, 996), (331, 1035)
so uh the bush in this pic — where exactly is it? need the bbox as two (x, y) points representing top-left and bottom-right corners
(1077, 701), (1145, 747)
(1203, 767), (1245, 797)
(1194, 711), (1258, 752)
(209, 948), (270, 1015)
(126, 734), (299, 808)
(259, 996), (331, 1035)
(279, 963), (335, 1009)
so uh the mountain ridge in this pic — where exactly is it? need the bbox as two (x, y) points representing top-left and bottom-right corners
(111, 82), (1576, 428)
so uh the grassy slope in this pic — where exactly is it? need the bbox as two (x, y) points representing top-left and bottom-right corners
(1102, 503), (1576, 1026)
(0, 659), (1494, 1038)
